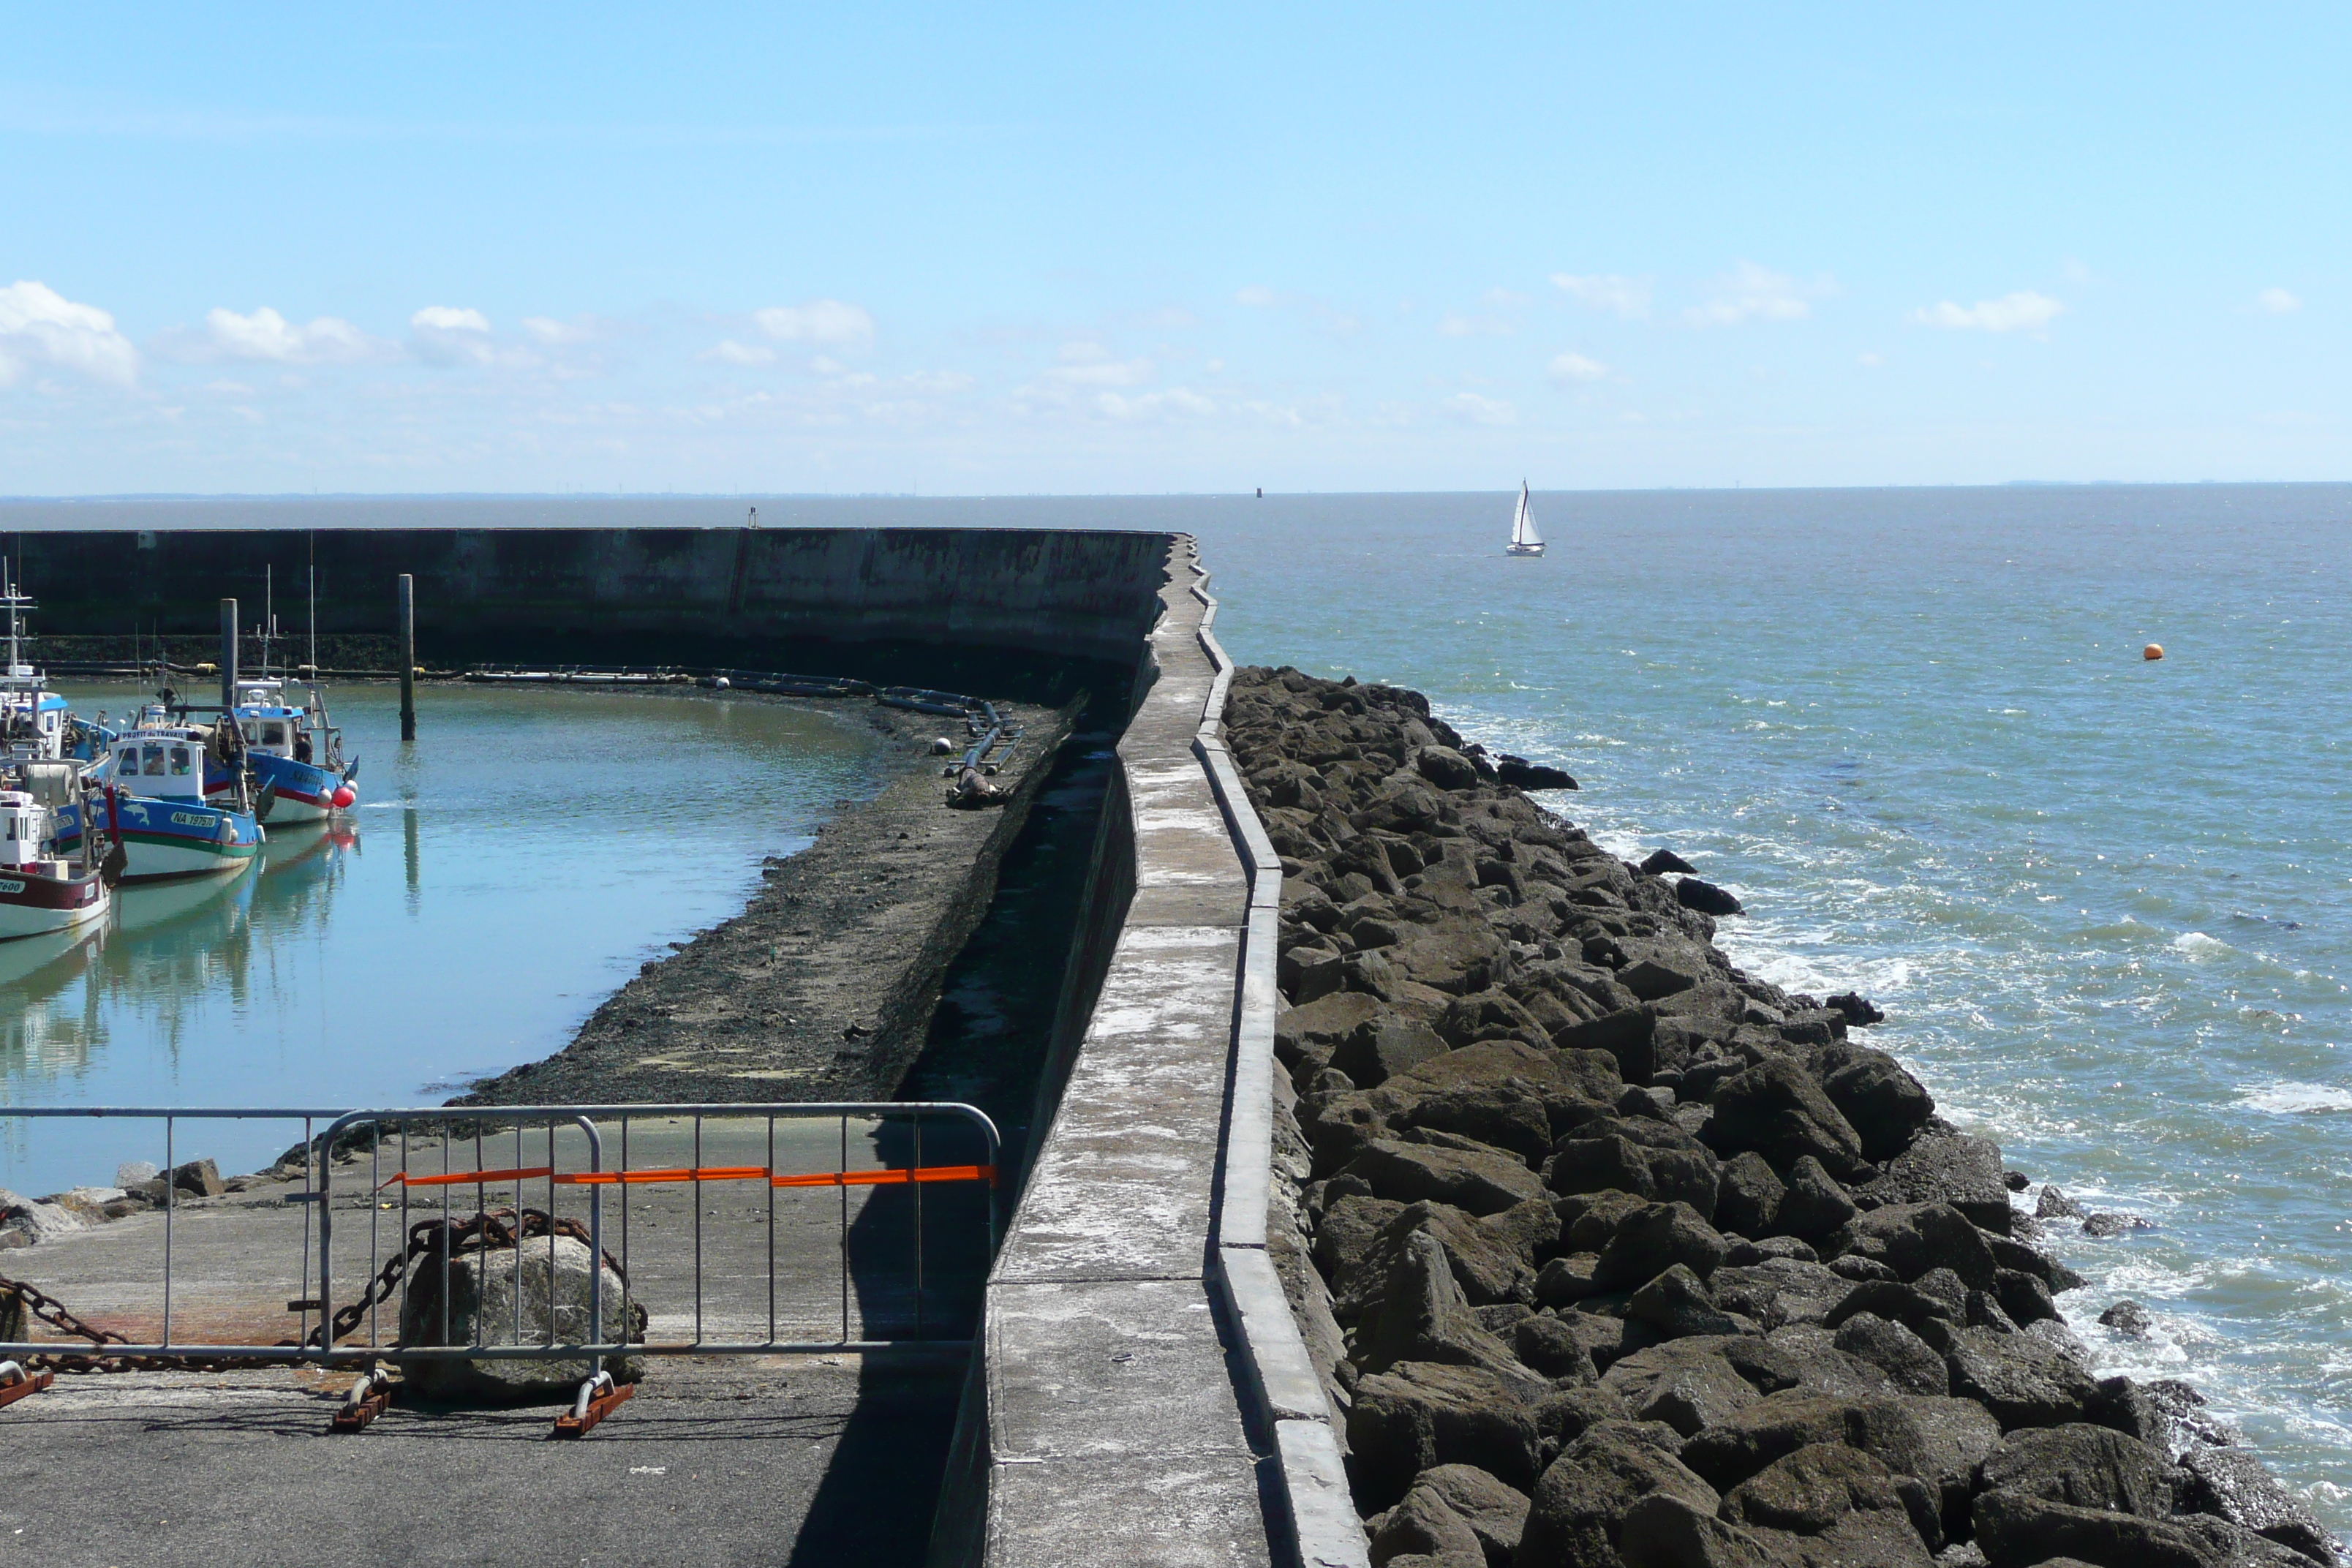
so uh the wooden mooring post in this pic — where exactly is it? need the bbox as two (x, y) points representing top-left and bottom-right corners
(219, 598), (238, 711)
(397, 573), (416, 741)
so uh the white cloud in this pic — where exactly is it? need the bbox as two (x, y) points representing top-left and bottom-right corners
(522, 314), (604, 345)
(1547, 351), (1607, 385)
(1482, 287), (1532, 309)
(1907, 290), (2064, 332)
(1438, 312), (1516, 339)
(1686, 262), (1828, 326)
(704, 339), (777, 365)
(410, 305), (501, 365)
(1235, 284), (1277, 306)
(412, 306), (490, 333)
(1551, 273), (1651, 319)
(0, 280), (138, 387)
(2255, 287), (2302, 314)
(1441, 391), (1516, 426)
(190, 306), (380, 364)
(753, 300), (875, 347)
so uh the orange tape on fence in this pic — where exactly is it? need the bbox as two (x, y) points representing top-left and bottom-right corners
(379, 1163), (994, 1192)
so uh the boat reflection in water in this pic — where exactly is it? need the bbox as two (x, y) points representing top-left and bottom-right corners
(0, 818), (359, 1093)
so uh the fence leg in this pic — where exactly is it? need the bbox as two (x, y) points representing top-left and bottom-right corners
(0, 1360), (54, 1412)
(553, 1370), (632, 1438)
(329, 1364), (393, 1433)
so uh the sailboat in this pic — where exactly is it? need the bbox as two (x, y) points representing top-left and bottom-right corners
(1506, 481), (1545, 557)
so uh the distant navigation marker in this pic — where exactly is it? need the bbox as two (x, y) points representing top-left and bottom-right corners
(748, 505), (760, 529)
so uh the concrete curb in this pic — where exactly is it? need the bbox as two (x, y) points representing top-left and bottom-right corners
(1192, 581), (1372, 1568)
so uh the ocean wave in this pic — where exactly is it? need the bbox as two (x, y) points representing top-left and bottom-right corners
(2238, 1081), (2352, 1115)
(2173, 930), (2235, 958)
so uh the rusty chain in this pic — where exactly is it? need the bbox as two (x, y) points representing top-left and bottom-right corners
(1, 1207), (638, 1373)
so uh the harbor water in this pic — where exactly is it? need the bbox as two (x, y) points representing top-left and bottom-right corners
(0, 682), (881, 1196)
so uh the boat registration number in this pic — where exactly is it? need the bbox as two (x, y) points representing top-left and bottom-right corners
(0, 879), (21, 894)
(170, 811), (210, 827)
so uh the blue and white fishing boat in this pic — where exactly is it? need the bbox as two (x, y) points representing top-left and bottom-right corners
(216, 676), (358, 823)
(99, 709), (265, 882)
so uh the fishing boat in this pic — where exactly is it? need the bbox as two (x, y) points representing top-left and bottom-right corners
(0, 573), (73, 761)
(99, 713), (265, 883)
(0, 767), (113, 941)
(1506, 480), (1545, 557)
(219, 676), (358, 823)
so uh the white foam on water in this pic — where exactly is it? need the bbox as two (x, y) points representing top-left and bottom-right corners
(2237, 1080), (2352, 1115)
(2172, 930), (2235, 958)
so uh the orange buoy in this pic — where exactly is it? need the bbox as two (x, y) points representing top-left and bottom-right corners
(2143, 644), (2165, 661)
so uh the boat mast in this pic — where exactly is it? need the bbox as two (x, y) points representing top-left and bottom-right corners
(307, 532), (317, 676)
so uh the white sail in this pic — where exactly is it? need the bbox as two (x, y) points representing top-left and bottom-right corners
(1510, 483), (1543, 548)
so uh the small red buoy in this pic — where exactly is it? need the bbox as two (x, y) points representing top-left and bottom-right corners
(331, 786), (357, 809)
(2143, 644), (2165, 661)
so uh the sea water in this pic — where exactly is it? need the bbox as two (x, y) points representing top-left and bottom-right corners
(0, 682), (879, 1196)
(1189, 484), (2352, 1529)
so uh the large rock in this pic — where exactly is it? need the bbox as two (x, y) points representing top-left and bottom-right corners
(1337, 1200), (1533, 1320)
(1832, 1312), (1950, 1396)
(1335, 1015), (1450, 1088)
(1624, 1264), (1745, 1341)
(1615, 1493), (1776, 1567)
(1856, 1130), (2013, 1233)
(1774, 1154), (1859, 1241)
(0, 1186), (87, 1245)
(1278, 990), (1390, 1079)
(2178, 1445), (2341, 1565)
(1720, 1441), (1940, 1554)
(1348, 1360), (1545, 1507)
(1599, 1339), (1763, 1437)
(1807, 1041), (1936, 1162)
(1709, 1257), (1852, 1330)
(1592, 1202), (1732, 1290)
(1825, 1202), (1998, 1289)
(1514, 1420), (1721, 1568)
(1944, 1324), (2100, 1429)
(1554, 1008), (1660, 1082)
(1402, 1083), (1555, 1164)
(1417, 746), (1482, 792)
(1367, 1480), (1486, 1567)
(1714, 1151), (1785, 1239)
(1674, 877), (1745, 918)
(1548, 1132), (1722, 1218)
(1972, 1488), (2319, 1568)
(1980, 1422), (2178, 1518)
(1393, 928), (1510, 996)
(1342, 1138), (1548, 1216)
(1703, 1058), (1872, 1180)
(399, 1234), (640, 1399)
(1354, 1230), (1543, 1381)
(1391, 1463), (1531, 1566)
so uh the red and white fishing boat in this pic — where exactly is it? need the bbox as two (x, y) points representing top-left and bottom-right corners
(0, 784), (110, 941)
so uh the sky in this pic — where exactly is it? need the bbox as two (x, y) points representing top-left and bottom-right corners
(1, 4), (2345, 495)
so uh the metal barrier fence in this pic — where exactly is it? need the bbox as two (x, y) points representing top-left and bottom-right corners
(0, 1101), (998, 1377)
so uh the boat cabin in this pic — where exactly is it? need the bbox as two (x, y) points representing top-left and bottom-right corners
(0, 667), (69, 761)
(0, 788), (59, 871)
(108, 729), (213, 804)
(233, 679), (337, 768)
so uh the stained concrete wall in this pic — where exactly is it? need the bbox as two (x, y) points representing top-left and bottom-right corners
(15, 527), (1170, 669)
(932, 538), (1361, 1568)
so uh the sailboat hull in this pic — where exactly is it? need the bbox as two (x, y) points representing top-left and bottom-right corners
(1506, 543), (1545, 557)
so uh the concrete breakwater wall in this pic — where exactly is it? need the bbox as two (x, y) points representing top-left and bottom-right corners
(930, 538), (1357, 1568)
(15, 526), (1170, 694)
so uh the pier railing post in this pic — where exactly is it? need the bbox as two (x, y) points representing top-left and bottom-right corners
(397, 573), (416, 741)
(219, 598), (238, 712)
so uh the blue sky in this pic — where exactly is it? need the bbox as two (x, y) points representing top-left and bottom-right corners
(1, 4), (2343, 494)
